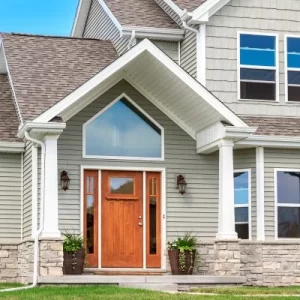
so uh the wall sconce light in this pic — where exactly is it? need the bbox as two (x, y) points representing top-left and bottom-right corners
(177, 175), (187, 195)
(60, 171), (70, 191)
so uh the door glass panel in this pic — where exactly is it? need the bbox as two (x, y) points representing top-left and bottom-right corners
(110, 177), (134, 194)
(149, 177), (157, 255)
(86, 176), (95, 254)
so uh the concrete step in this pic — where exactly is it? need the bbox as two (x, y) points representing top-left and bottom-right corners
(119, 283), (178, 292)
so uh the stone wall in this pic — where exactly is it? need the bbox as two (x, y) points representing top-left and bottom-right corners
(0, 244), (19, 283)
(240, 241), (300, 286)
(39, 239), (63, 277)
(196, 242), (215, 275)
(0, 239), (63, 283)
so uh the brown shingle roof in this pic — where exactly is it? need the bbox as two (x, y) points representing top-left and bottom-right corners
(0, 75), (21, 142)
(172, 0), (206, 11)
(104, 0), (180, 29)
(2, 33), (118, 122)
(242, 116), (300, 137)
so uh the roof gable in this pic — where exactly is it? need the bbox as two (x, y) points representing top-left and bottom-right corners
(32, 39), (247, 138)
(172, 0), (207, 11)
(2, 34), (118, 122)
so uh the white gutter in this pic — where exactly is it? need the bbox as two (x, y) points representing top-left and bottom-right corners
(127, 30), (136, 50)
(0, 131), (45, 293)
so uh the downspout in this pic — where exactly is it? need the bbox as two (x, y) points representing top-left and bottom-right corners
(127, 30), (136, 50)
(0, 131), (45, 293)
(181, 10), (198, 34)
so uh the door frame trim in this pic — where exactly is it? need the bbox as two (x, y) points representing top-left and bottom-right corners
(80, 165), (167, 270)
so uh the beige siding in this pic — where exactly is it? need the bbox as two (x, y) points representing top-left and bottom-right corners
(234, 149), (257, 240)
(137, 39), (179, 63)
(0, 153), (22, 243)
(154, 0), (182, 26)
(264, 148), (300, 240)
(181, 28), (197, 78)
(57, 80), (219, 239)
(206, 0), (300, 117)
(83, 0), (128, 55)
(22, 143), (32, 240)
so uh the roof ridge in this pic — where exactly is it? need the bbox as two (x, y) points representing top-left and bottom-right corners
(0, 32), (107, 42)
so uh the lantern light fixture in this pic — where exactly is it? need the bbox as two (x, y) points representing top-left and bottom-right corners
(60, 171), (70, 191)
(177, 175), (187, 195)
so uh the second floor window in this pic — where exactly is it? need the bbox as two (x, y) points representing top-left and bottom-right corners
(286, 37), (300, 102)
(239, 33), (277, 101)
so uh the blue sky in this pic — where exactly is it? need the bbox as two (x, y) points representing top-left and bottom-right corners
(0, 0), (79, 36)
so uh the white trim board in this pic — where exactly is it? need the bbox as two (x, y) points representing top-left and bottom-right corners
(80, 166), (167, 270)
(33, 39), (247, 132)
(82, 92), (165, 161)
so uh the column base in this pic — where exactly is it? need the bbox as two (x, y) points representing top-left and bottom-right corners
(40, 231), (61, 239)
(216, 232), (238, 240)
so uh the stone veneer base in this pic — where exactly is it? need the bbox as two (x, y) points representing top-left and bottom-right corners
(0, 239), (63, 283)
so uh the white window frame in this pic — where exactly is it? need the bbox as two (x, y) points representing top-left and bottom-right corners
(237, 31), (279, 102)
(274, 168), (300, 240)
(285, 35), (300, 103)
(234, 169), (252, 240)
(82, 93), (165, 161)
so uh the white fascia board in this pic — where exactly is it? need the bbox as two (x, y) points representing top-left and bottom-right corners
(71, 0), (92, 37)
(98, 0), (122, 33)
(196, 122), (257, 153)
(33, 39), (246, 129)
(163, 0), (184, 17)
(189, 0), (231, 24)
(18, 122), (66, 138)
(0, 142), (25, 153)
(122, 27), (184, 41)
(237, 135), (300, 148)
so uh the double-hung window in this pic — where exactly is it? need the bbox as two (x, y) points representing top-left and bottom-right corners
(238, 33), (277, 101)
(286, 37), (300, 102)
(276, 170), (300, 239)
(234, 170), (251, 239)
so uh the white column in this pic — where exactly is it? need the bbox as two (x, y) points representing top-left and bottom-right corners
(256, 147), (265, 241)
(41, 134), (61, 238)
(216, 139), (238, 240)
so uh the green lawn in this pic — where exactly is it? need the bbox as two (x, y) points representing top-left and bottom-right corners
(191, 286), (300, 295)
(0, 285), (299, 299)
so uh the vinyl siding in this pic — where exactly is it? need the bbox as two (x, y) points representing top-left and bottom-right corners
(57, 80), (219, 240)
(0, 153), (22, 243)
(137, 39), (179, 63)
(22, 142), (32, 240)
(264, 148), (300, 240)
(234, 149), (257, 240)
(181, 27), (197, 78)
(206, 0), (300, 117)
(154, 0), (182, 26)
(83, 0), (128, 55)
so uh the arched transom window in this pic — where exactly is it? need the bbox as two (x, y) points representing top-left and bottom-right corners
(83, 95), (164, 160)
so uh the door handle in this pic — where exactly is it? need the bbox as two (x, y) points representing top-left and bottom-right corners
(138, 222), (143, 226)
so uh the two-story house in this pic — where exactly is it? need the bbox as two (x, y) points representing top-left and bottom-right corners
(0, 0), (299, 286)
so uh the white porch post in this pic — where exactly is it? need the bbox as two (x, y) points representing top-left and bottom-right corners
(216, 139), (238, 239)
(256, 147), (265, 240)
(41, 134), (61, 238)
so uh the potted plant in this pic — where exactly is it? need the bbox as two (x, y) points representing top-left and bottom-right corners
(63, 233), (85, 275)
(167, 233), (198, 275)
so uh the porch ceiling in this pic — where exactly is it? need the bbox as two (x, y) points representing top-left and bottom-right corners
(34, 39), (247, 139)
(123, 52), (224, 136)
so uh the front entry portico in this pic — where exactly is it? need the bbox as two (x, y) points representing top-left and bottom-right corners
(83, 169), (162, 269)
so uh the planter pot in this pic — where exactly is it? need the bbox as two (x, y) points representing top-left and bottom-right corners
(168, 249), (196, 275)
(63, 248), (85, 275)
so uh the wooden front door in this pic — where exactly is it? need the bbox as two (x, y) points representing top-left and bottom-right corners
(101, 171), (143, 268)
